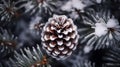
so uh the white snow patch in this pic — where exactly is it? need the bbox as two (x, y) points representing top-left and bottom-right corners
(72, 0), (86, 10)
(84, 46), (93, 53)
(107, 18), (119, 28)
(94, 18), (120, 38)
(94, 23), (108, 37)
(61, 1), (72, 11)
(69, 11), (79, 19)
(109, 33), (113, 39)
(61, 0), (86, 12)
(96, 0), (102, 3)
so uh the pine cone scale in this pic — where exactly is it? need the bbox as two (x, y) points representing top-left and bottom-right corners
(41, 15), (79, 60)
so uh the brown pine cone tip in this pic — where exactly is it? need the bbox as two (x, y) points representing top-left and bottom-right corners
(41, 15), (79, 60)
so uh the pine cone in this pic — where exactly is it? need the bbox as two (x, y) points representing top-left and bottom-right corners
(41, 15), (79, 60)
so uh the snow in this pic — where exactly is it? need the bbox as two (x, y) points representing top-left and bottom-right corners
(61, 1), (72, 11)
(29, 16), (41, 30)
(94, 18), (120, 37)
(61, 0), (86, 12)
(72, 0), (86, 10)
(24, 1), (34, 13)
(84, 46), (93, 53)
(69, 11), (79, 19)
(96, 0), (102, 3)
(57, 40), (63, 46)
(107, 18), (119, 28)
(109, 33), (113, 39)
(94, 23), (108, 37)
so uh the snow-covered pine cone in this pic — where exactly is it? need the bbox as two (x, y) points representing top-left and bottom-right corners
(41, 15), (79, 60)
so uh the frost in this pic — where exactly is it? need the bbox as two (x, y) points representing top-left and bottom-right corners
(107, 18), (119, 28)
(72, 0), (86, 10)
(94, 18), (120, 37)
(61, 1), (72, 11)
(96, 0), (102, 3)
(29, 16), (42, 30)
(61, 0), (86, 12)
(24, 1), (35, 13)
(84, 46), (93, 53)
(69, 11), (79, 19)
(94, 23), (108, 37)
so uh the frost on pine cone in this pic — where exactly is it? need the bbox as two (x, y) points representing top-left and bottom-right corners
(41, 15), (79, 60)
(79, 9), (120, 50)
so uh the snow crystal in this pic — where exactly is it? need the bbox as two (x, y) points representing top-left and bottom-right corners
(107, 18), (119, 28)
(94, 23), (108, 37)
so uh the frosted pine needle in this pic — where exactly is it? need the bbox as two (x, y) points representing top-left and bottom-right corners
(79, 10), (120, 50)
(9, 44), (51, 67)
